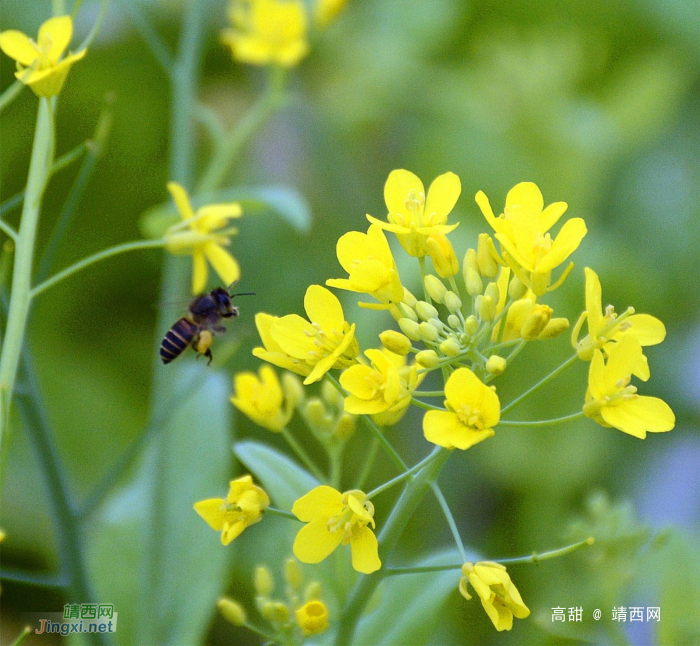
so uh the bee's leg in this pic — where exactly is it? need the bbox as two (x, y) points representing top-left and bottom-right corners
(213, 325), (226, 334)
(205, 348), (213, 365)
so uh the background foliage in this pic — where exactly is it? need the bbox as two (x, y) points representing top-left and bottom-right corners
(1, 0), (698, 644)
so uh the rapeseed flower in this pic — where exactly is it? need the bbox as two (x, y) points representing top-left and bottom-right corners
(476, 182), (586, 295)
(295, 600), (329, 635)
(0, 16), (86, 97)
(253, 313), (313, 378)
(315, 0), (349, 26)
(256, 285), (359, 385)
(460, 561), (530, 631)
(367, 169), (461, 258)
(423, 368), (499, 450)
(164, 182), (242, 294)
(583, 335), (674, 439)
(222, 0), (309, 68)
(292, 486), (381, 574)
(231, 365), (293, 432)
(194, 475), (270, 545)
(326, 224), (403, 310)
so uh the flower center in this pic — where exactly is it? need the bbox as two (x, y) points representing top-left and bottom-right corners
(456, 403), (484, 430)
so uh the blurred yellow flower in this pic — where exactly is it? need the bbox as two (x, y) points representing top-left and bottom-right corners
(583, 335), (674, 439)
(164, 182), (242, 294)
(476, 182), (586, 295)
(326, 224), (403, 310)
(314, 0), (349, 26)
(295, 600), (329, 635)
(423, 368), (499, 450)
(460, 562), (530, 631)
(367, 169), (461, 258)
(292, 486), (381, 574)
(194, 475), (270, 545)
(231, 365), (293, 432)
(222, 0), (309, 68)
(259, 285), (359, 385)
(0, 15), (86, 97)
(573, 267), (666, 378)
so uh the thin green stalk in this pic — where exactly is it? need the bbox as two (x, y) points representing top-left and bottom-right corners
(77, 0), (109, 52)
(0, 567), (66, 588)
(384, 563), (460, 576)
(496, 537), (595, 565)
(0, 98), (54, 456)
(418, 255), (430, 303)
(50, 140), (88, 176)
(329, 447), (342, 489)
(431, 485), (466, 561)
(8, 627), (32, 646)
(0, 220), (17, 242)
(0, 192), (24, 219)
(501, 354), (579, 415)
(412, 390), (445, 397)
(354, 436), (379, 490)
(196, 66), (287, 194)
(498, 411), (585, 428)
(0, 80), (24, 113)
(281, 428), (327, 483)
(411, 397), (445, 412)
(265, 506), (297, 521)
(367, 449), (442, 499)
(120, 0), (175, 78)
(31, 239), (166, 299)
(335, 447), (452, 646)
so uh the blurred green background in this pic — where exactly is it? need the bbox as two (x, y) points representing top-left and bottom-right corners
(1, 0), (699, 644)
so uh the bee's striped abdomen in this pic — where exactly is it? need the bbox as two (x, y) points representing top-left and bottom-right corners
(160, 317), (198, 364)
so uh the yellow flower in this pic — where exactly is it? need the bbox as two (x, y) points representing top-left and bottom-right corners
(252, 313), (313, 378)
(164, 182), (242, 294)
(326, 224), (403, 310)
(257, 285), (359, 385)
(194, 475), (270, 545)
(583, 335), (675, 439)
(476, 182), (586, 295)
(425, 231), (459, 278)
(367, 169), (461, 258)
(340, 348), (422, 426)
(295, 600), (329, 635)
(231, 365), (293, 432)
(292, 486), (381, 574)
(0, 16), (86, 97)
(314, 0), (349, 26)
(222, 0), (309, 68)
(572, 268), (666, 379)
(423, 368), (499, 450)
(460, 562), (530, 631)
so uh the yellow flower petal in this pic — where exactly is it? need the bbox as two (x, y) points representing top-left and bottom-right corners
(614, 314), (666, 346)
(537, 218), (587, 273)
(292, 485), (343, 521)
(423, 410), (495, 450)
(192, 251), (208, 294)
(350, 526), (381, 574)
(293, 518), (344, 563)
(38, 15), (72, 64)
(203, 242), (240, 286)
(304, 285), (344, 331)
(167, 181), (195, 221)
(601, 396), (675, 439)
(505, 182), (543, 214)
(584, 267), (604, 335)
(424, 172), (461, 225)
(193, 498), (227, 531)
(384, 169), (424, 216)
(0, 30), (38, 66)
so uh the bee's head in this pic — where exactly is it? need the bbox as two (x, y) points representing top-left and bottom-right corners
(211, 287), (236, 317)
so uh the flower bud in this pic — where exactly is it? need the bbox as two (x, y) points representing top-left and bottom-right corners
(398, 318), (422, 341)
(447, 314), (461, 329)
(254, 565), (275, 596)
(479, 295), (496, 322)
(443, 291), (462, 314)
(334, 413), (356, 440)
(304, 581), (322, 601)
(427, 317), (445, 332)
(284, 558), (304, 590)
(262, 601), (290, 624)
(402, 287), (418, 308)
(464, 268), (483, 297)
(484, 281), (500, 305)
(295, 600), (329, 636)
(281, 373), (305, 408)
(379, 330), (413, 356)
(419, 321), (440, 343)
(477, 233), (499, 278)
(424, 275), (447, 304)
(439, 338), (461, 357)
(416, 350), (440, 369)
(538, 317), (570, 340)
(509, 276), (527, 300)
(521, 304), (553, 340)
(321, 380), (342, 408)
(465, 315), (479, 336)
(218, 598), (247, 626)
(463, 248), (479, 273)
(302, 398), (327, 430)
(426, 232), (459, 277)
(485, 355), (507, 376)
(400, 305), (418, 321)
(416, 301), (439, 321)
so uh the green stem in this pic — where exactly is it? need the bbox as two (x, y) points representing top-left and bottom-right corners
(30, 239), (166, 299)
(50, 140), (89, 176)
(384, 563), (461, 576)
(418, 256), (430, 303)
(0, 98), (54, 458)
(354, 436), (379, 490)
(498, 411), (585, 428)
(410, 397), (445, 412)
(8, 627), (32, 646)
(431, 485), (466, 561)
(281, 428), (326, 483)
(412, 390), (445, 397)
(0, 192), (24, 219)
(496, 537), (595, 565)
(265, 506), (297, 521)
(366, 449), (441, 499)
(0, 567), (66, 588)
(120, 0), (175, 78)
(0, 80), (24, 114)
(501, 354), (579, 415)
(0, 220), (17, 241)
(335, 447), (452, 646)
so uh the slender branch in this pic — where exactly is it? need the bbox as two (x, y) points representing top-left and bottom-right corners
(498, 411), (585, 428)
(0, 220), (17, 242)
(0, 80), (24, 113)
(50, 141), (89, 176)
(430, 485), (466, 561)
(265, 506), (297, 521)
(119, 0), (175, 77)
(281, 428), (327, 483)
(412, 390), (445, 397)
(77, 0), (109, 52)
(384, 563), (461, 576)
(411, 397), (445, 412)
(354, 436), (379, 490)
(0, 192), (24, 219)
(495, 537), (595, 565)
(367, 449), (442, 499)
(0, 567), (66, 588)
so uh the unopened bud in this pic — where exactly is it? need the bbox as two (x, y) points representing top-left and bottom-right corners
(477, 233), (499, 278)
(416, 350), (440, 369)
(304, 581), (322, 602)
(262, 601), (290, 624)
(424, 275), (447, 303)
(447, 314), (461, 329)
(321, 380), (342, 408)
(485, 355), (507, 375)
(463, 248), (479, 273)
(400, 305), (418, 321)
(479, 295), (496, 322)
(303, 399), (327, 429)
(416, 301), (439, 321)
(443, 291), (462, 314)
(426, 232), (459, 277)
(402, 288), (418, 308)
(379, 330), (412, 356)
(284, 559), (303, 590)
(521, 304), (553, 340)
(218, 598), (247, 626)
(509, 276), (527, 300)
(439, 338), (461, 357)
(464, 268), (483, 297)
(484, 282), (500, 305)
(398, 318), (422, 341)
(334, 413), (356, 440)
(282, 373), (305, 408)
(538, 317), (570, 340)
(254, 566), (275, 596)
(419, 321), (440, 343)
(465, 315), (479, 336)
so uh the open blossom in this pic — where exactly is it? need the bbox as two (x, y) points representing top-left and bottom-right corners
(221, 0), (309, 68)
(253, 313), (313, 378)
(326, 224), (403, 311)
(583, 335), (674, 439)
(255, 285), (358, 385)
(0, 15), (86, 97)
(423, 368), (500, 450)
(292, 486), (381, 574)
(295, 600), (329, 636)
(572, 267), (666, 379)
(164, 182), (242, 294)
(194, 475), (270, 545)
(231, 365), (293, 432)
(460, 562), (530, 631)
(367, 169), (461, 258)
(476, 182), (587, 295)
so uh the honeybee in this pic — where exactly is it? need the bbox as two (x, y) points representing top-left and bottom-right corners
(160, 287), (253, 365)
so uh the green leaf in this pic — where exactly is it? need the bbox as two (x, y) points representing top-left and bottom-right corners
(234, 440), (319, 510)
